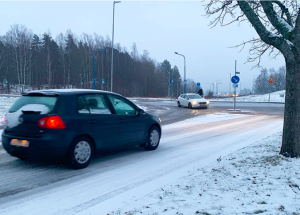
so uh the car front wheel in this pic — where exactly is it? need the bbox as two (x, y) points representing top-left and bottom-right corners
(67, 136), (93, 169)
(188, 102), (192, 109)
(177, 101), (181, 107)
(145, 126), (160, 150)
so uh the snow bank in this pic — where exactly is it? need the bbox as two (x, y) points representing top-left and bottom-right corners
(0, 130), (2, 144)
(107, 132), (300, 215)
(0, 96), (18, 122)
(211, 90), (286, 103)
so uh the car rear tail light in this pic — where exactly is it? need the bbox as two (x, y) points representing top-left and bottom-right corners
(38, 116), (66, 129)
(2, 115), (6, 125)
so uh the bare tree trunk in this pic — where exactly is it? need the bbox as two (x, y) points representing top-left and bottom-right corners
(280, 59), (300, 157)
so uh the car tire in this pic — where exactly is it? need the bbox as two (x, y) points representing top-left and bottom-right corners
(188, 102), (192, 109)
(177, 101), (181, 107)
(145, 126), (160, 151)
(67, 136), (93, 169)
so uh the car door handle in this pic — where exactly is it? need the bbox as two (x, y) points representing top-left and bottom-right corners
(89, 119), (96, 124)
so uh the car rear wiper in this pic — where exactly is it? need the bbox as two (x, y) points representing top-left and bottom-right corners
(22, 110), (42, 114)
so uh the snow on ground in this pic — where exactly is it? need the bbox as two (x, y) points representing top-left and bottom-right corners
(0, 96), (18, 144)
(211, 90), (286, 103)
(0, 96), (18, 119)
(105, 131), (299, 215)
(130, 90), (286, 103)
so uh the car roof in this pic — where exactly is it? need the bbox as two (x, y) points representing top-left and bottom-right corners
(181, 93), (198, 96)
(23, 89), (120, 96)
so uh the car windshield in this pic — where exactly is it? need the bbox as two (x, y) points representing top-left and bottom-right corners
(9, 96), (57, 113)
(188, 94), (202, 99)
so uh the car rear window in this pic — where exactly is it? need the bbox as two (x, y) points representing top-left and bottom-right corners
(9, 96), (58, 113)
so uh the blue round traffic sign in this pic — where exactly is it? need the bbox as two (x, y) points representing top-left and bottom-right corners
(231, 76), (240, 84)
(197, 82), (200, 87)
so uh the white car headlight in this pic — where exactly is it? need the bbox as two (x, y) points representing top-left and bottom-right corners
(206, 101), (210, 104)
(191, 101), (198, 105)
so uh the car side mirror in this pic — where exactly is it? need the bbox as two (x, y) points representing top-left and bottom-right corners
(138, 109), (145, 115)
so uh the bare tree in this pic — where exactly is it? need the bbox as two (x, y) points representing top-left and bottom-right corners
(56, 33), (67, 87)
(205, 1), (300, 157)
(5, 24), (32, 87)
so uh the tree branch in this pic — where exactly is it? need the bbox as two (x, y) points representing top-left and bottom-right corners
(237, 1), (291, 56)
(237, 2), (273, 42)
(260, 1), (293, 40)
(271, 0), (293, 26)
(293, 7), (300, 49)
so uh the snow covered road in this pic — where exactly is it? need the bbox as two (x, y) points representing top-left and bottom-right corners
(0, 114), (283, 215)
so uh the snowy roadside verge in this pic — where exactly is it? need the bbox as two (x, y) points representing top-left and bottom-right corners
(210, 90), (286, 103)
(0, 130), (2, 145)
(106, 132), (300, 215)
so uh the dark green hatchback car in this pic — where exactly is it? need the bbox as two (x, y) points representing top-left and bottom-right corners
(2, 89), (162, 169)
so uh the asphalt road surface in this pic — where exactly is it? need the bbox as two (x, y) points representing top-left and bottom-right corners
(132, 99), (284, 125)
(0, 99), (284, 214)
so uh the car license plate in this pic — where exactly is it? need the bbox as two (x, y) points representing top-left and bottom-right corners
(10, 139), (30, 147)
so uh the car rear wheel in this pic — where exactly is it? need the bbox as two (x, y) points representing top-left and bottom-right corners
(177, 101), (181, 107)
(67, 136), (93, 169)
(188, 102), (192, 109)
(145, 126), (160, 150)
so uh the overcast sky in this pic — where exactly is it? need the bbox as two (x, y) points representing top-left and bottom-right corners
(0, 0), (285, 93)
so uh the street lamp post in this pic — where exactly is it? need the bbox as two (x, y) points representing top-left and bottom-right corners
(168, 71), (170, 97)
(174, 52), (186, 93)
(29, 47), (32, 87)
(93, 49), (108, 90)
(228, 73), (231, 94)
(111, 1), (121, 92)
(216, 79), (222, 95)
(79, 74), (82, 89)
(212, 82), (215, 93)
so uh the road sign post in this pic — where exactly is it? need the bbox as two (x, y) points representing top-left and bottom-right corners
(231, 75), (240, 110)
(268, 76), (274, 102)
(231, 60), (241, 110)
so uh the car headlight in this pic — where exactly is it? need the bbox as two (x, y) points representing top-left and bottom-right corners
(191, 101), (198, 105)
(206, 101), (210, 104)
(159, 118), (162, 123)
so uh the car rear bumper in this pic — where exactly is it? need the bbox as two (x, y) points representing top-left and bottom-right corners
(1, 130), (73, 160)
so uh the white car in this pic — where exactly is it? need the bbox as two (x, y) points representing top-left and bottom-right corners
(177, 93), (210, 109)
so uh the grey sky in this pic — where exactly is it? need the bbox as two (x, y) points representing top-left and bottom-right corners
(0, 1), (285, 93)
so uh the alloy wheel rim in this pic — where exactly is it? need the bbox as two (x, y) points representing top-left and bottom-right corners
(150, 130), (159, 147)
(74, 141), (91, 164)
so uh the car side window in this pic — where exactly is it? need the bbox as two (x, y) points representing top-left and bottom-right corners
(77, 96), (90, 114)
(107, 95), (137, 116)
(83, 94), (111, 114)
